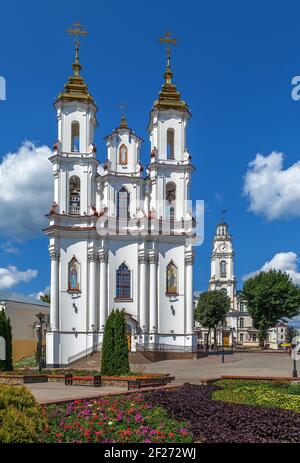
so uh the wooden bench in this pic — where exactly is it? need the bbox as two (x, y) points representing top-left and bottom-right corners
(64, 374), (102, 387)
(127, 377), (168, 390)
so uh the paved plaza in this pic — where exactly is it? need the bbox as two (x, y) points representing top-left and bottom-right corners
(26, 352), (296, 404)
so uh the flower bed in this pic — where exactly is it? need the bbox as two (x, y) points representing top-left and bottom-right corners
(147, 383), (300, 443)
(212, 379), (300, 412)
(40, 394), (192, 443)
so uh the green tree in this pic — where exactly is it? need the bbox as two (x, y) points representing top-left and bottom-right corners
(0, 310), (13, 371)
(101, 311), (116, 375)
(195, 291), (230, 349)
(40, 294), (50, 304)
(241, 270), (300, 348)
(113, 309), (130, 375)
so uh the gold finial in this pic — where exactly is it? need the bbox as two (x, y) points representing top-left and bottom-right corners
(66, 21), (88, 75)
(159, 31), (177, 73)
(119, 103), (128, 129)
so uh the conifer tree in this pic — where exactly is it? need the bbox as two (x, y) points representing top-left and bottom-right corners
(5, 316), (13, 371)
(0, 310), (6, 371)
(101, 310), (115, 375)
(113, 309), (130, 375)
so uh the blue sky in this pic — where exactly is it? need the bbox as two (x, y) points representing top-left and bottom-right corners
(0, 0), (300, 299)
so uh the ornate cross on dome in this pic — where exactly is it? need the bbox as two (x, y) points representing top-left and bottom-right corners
(66, 21), (88, 71)
(159, 32), (177, 67)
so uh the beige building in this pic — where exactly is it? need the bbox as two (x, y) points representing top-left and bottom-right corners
(0, 291), (49, 362)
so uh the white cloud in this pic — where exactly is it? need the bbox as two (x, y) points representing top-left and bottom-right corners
(0, 243), (20, 254)
(243, 151), (300, 220)
(0, 265), (38, 290)
(29, 285), (50, 300)
(243, 252), (300, 285)
(0, 141), (52, 241)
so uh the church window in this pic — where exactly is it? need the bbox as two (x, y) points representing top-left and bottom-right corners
(167, 128), (175, 159)
(71, 121), (80, 152)
(68, 256), (80, 291)
(119, 144), (128, 165)
(116, 263), (131, 299)
(117, 186), (130, 219)
(166, 260), (178, 294)
(240, 333), (244, 342)
(239, 318), (244, 328)
(166, 182), (176, 204)
(69, 176), (80, 215)
(220, 260), (227, 277)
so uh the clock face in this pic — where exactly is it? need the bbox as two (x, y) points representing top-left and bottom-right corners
(218, 242), (227, 252)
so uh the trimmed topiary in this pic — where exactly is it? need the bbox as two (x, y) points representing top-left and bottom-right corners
(101, 311), (116, 375)
(113, 309), (130, 375)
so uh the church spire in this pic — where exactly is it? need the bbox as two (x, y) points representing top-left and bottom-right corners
(152, 32), (190, 113)
(55, 22), (95, 105)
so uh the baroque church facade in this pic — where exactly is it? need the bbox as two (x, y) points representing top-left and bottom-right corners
(45, 43), (196, 366)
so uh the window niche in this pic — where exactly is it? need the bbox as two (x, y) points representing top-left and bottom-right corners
(69, 176), (80, 215)
(115, 262), (131, 300)
(166, 260), (178, 295)
(68, 256), (80, 292)
(220, 260), (227, 278)
(119, 144), (128, 165)
(167, 128), (175, 159)
(71, 121), (80, 152)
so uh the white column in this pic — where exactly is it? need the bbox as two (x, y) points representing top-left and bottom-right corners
(50, 249), (60, 331)
(139, 254), (148, 331)
(88, 252), (97, 331)
(149, 252), (158, 333)
(185, 254), (194, 334)
(99, 251), (108, 332)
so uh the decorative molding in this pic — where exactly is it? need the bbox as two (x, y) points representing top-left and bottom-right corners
(88, 251), (98, 262)
(185, 255), (194, 266)
(149, 253), (158, 264)
(98, 250), (108, 263)
(138, 254), (148, 265)
(49, 249), (60, 260)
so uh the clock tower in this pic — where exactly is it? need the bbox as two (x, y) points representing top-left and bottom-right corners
(209, 220), (237, 307)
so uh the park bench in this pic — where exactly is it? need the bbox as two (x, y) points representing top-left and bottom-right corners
(64, 374), (102, 387)
(127, 377), (168, 390)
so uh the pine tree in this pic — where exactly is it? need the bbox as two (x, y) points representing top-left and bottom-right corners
(101, 310), (115, 375)
(113, 309), (130, 375)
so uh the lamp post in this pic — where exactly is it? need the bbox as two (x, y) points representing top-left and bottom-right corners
(35, 313), (46, 373)
(221, 323), (225, 364)
(292, 343), (298, 378)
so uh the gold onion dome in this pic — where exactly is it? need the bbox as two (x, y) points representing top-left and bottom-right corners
(153, 55), (190, 113)
(56, 46), (95, 104)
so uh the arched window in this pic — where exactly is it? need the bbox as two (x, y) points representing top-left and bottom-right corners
(69, 176), (80, 215)
(167, 129), (175, 159)
(220, 260), (227, 277)
(116, 263), (131, 299)
(117, 187), (130, 219)
(71, 121), (80, 152)
(68, 256), (80, 291)
(166, 182), (176, 204)
(119, 144), (128, 165)
(166, 260), (178, 294)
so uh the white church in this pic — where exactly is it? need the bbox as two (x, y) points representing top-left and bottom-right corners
(45, 38), (197, 366)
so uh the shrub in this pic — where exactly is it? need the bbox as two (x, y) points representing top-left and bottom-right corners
(101, 309), (130, 376)
(0, 384), (47, 443)
(0, 310), (13, 371)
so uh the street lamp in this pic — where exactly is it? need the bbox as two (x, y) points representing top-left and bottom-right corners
(292, 343), (298, 378)
(35, 312), (46, 373)
(221, 323), (225, 364)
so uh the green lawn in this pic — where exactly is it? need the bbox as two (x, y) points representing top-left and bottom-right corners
(213, 379), (300, 412)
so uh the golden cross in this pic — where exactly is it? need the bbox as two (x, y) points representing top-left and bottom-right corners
(159, 31), (177, 64)
(119, 102), (128, 117)
(66, 21), (88, 50)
